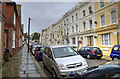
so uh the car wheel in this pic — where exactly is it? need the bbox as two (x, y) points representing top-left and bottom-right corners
(112, 57), (119, 61)
(52, 69), (57, 79)
(87, 54), (91, 59)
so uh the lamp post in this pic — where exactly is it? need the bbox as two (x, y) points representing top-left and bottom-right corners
(28, 18), (31, 53)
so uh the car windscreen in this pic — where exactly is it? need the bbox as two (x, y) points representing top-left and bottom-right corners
(91, 47), (102, 52)
(36, 47), (45, 51)
(52, 47), (78, 58)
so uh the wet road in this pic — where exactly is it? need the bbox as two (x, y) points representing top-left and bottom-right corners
(38, 58), (110, 77)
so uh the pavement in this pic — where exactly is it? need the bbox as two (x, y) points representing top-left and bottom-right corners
(2, 44), (41, 78)
(102, 55), (112, 61)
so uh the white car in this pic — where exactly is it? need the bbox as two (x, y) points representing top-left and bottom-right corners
(43, 45), (88, 78)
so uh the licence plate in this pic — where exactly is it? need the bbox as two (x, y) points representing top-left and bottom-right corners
(97, 54), (101, 56)
(71, 71), (74, 75)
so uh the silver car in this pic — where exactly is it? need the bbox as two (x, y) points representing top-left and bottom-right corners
(43, 45), (88, 78)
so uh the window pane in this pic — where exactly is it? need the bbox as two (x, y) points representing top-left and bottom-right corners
(102, 33), (110, 45)
(101, 15), (105, 26)
(100, 1), (104, 8)
(111, 10), (116, 23)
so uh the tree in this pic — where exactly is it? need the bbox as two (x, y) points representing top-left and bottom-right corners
(31, 32), (40, 42)
(23, 32), (28, 41)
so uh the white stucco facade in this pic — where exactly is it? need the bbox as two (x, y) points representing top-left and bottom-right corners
(78, 2), (97, 47)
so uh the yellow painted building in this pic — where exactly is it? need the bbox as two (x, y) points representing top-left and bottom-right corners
(95, 1), (120, 56)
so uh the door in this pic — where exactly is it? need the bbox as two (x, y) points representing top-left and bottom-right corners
(46, 47), (54, 71)
(112, 46), (120, 55)
(79, 47), (86, 56)
(43, 47), (49, 68)
(85, 47), (90, 56)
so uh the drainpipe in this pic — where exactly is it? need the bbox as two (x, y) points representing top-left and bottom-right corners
(117, 25), (120, 45)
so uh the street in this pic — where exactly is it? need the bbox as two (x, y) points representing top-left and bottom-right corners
(37, 58), (110, 78)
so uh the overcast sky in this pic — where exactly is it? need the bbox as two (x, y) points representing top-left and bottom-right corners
(20, 2), (79, 34)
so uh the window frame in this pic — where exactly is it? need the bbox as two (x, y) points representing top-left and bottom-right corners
(89, 20), (92, 29)
(72, 37), (76, 44)
(89, 6), (92, 14)
(76, 25), (78, 32)
(101, 15), (105, 27)
(83, 10), (85, 17)
(72, 26), (74, 33)
(111, 10), (117, 24)
(12, 30), (16, 48)
(75, 13), (78, 20)
(72, 16), (74, 22)
(102, 33), (111, 45)
(100, 1), (104, 8)
(83, 22), (86, 31)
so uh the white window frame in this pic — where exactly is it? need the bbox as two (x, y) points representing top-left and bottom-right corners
(12, 30), (16, 48)
(110, 0), (114, 4)
(89, 20), (92, 29)
(111, 10), (116, 24)
(76, 25), (78, 32)
(102, 33), (111, 46)
(89, 6), (92, 14)
(72, 37), (76, 44)
(72, 16), (74, 22)
(83, 10), (85, 17)
(100, 0), (104, 8)
(101, 15), (105, 27)
(14, 12), (16, 25)
(67, 19), (69, 25)
(83, 22), (86, 30)
(76, 13), (78, 20)
(72, 26), (74, 33)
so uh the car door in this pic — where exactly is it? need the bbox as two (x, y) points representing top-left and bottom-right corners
(46, 47), (54, 71)
(112, 46), (120, 56)
(85, 47), (90, 56)
(43, 47), (49, 68)
(79, 47), (85, 56)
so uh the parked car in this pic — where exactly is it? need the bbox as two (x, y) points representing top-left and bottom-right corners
(34, 45), (46, 61)
(77, 46), (103, 59)
(110, 45), (120, 61)
(31, 44), (38, 55)
(43, 45), (88, 78)
(75, 60), (120, 79)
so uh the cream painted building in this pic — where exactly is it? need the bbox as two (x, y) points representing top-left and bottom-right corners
(95, 1), (120, 55)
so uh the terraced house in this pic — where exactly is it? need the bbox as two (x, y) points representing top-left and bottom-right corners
(0, 2), (6, 60)
(40, 1), (120, 55)
(95, 1), (120, 56)
(2, 2), (23, 62)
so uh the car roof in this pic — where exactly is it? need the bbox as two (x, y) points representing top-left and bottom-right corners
(81, 46), (99, 48)
(47, 45), (70, 48)
(34, 45), (44, 47)
(114, 45), (120, 47)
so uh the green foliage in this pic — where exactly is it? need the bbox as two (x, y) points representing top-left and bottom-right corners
(32, 32), (40, 41)
(23, 32), (28, 41)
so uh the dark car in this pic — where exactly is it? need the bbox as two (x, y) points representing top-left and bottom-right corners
(75, 61), (120, 79)
(110, 45), (120, 61)
(77, 47), (103, 59)
(34, 45), (46, 61)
